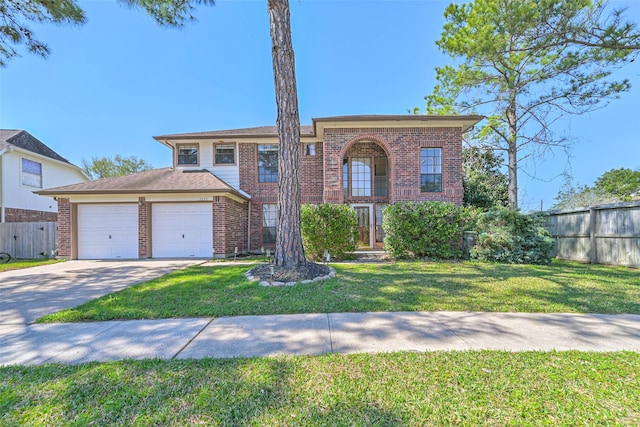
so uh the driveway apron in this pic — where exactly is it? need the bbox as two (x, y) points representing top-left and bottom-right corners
(0, 259), (200, 327)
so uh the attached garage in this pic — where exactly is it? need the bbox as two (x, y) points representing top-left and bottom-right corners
(151, 203), (213, 258)
(77, 204), (138, 259)
(37, 168), (249, 260)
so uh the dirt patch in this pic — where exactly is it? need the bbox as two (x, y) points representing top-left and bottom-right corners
(248, 262), (330, 283)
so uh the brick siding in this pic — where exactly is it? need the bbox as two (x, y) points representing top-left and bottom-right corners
(240, 142), (325, 251)
(238, 128), (463, 250)
(138, 197), (148, 258)
(5, 207), (57, 222)
(56, 198), (71, 258)
(54, 125), (465, 258)
(323, 127), (463, 205)
(213, 196), (249, 256)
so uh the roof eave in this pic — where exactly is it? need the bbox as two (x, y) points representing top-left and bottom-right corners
(36, 187), (250, 200)
(4, 145), (86, 174)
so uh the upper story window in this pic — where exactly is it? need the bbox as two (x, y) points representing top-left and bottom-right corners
(258, 144), (278, 183)
(420, 148), (443, 192)
(351, 157), (372, 196)
(374, 157), (388, 197)
(177, 144), (198, 165)
(343, 156), (388, 198)
(214, 144), (235, 165)
(304, 143), (316, 156)
(21, 158), (42, 188)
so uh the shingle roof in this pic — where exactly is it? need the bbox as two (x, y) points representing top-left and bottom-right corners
(0, 130), (71, 163)
(154, 125), (315, 140)
(153, 115), (484, 140)
(37, 167), (248, 199)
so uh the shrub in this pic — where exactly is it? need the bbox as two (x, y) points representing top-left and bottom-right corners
(382, 201), (474, 259)
(470, 207), (554, 264)
(301, 203), (358, 261)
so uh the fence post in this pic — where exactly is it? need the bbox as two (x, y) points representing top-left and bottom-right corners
(589, 208), (597, 264)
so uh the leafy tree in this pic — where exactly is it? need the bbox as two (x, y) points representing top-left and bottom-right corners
(552, 181), (620, 210)
(0, 0), (86, 66)
(81, 155), (153, 180)
(463, 147), (509, 209)
(124, 0), (306, 267)
(527, 2), (640, 52)
(594, 167), (640, 200)
(551, 167), (640, 210)
(426, 0), (639, 209)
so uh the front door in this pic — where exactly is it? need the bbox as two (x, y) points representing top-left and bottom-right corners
(352, 204), (373, 249)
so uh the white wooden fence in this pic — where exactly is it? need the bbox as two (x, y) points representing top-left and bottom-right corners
(545, 201), (640, 268)
(0, 222), (57, 259)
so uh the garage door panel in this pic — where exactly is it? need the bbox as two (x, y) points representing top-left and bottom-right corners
(152, 203), (213, 258)
(78, 204), (138, 259)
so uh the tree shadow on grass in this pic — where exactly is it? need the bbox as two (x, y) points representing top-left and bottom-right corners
(465, 260), (640, 314)
(0, 357), (408, 426)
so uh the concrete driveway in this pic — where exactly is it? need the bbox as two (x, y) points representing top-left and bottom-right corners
(0, 259), (201, 326)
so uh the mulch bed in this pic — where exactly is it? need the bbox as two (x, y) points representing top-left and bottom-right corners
(248, 262), (330, 283)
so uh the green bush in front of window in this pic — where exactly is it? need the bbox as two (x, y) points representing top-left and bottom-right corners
(382, 201), (476, 259)
(301, 204), (358, 261)
(470, 207), (554, 265)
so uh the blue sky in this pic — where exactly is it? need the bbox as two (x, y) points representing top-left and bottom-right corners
(1, 0), (638, 211)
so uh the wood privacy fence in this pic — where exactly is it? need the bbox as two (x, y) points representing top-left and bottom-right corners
(0, 222), (57, 259)
(545, 201), (640, 268)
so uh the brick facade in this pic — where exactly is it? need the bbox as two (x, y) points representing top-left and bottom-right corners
(323, 127), (463, 205)
(56, 198), (71, 258)
(138, 197), (148, 258)
(212, 196), (248, 256)
(4, 207), (57, 222)
(51, 118), (470, 258)
(239, 127), (464, 251)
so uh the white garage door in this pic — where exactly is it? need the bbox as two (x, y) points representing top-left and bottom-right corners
(77, 204), (138, 259)
(152, 203), (213, 258)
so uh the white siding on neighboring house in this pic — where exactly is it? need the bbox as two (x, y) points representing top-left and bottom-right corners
(0, 149), (87, 215)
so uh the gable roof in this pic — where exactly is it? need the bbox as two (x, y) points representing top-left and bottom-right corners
(0, 130), (71, 164)
(37, 167), (249, 200)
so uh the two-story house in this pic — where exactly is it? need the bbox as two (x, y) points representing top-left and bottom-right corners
(0, 130), (87, 223)
(39, 115), (482, 259)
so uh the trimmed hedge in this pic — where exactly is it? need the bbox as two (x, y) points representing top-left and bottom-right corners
(382, 201), (475, 259)
(470, 207), (554, 264)
(301, 204), (358, 261)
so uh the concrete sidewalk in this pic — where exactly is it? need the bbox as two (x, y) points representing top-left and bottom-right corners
(1, 311), (639, 366)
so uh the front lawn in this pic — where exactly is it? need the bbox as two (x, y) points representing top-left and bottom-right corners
(1, 351), (638, 426)
(38, 260), (640, 323)
(0, 258), (63, 272)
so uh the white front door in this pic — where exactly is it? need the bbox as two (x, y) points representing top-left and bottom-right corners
(152, 203), (213, 258)
(77, 204), (139, 259)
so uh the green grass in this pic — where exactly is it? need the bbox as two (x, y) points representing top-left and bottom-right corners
(0, 351), (638, 426)
(0, 258), (63, 272)
(38, 260), (640, 323)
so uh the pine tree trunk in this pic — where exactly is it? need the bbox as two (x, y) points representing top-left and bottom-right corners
(507, 94), (518, 209)
(268, 0), (306, 267)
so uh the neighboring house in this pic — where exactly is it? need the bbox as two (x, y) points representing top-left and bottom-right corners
(0, 130), (87, 223)
(39, 115), (482, 259)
